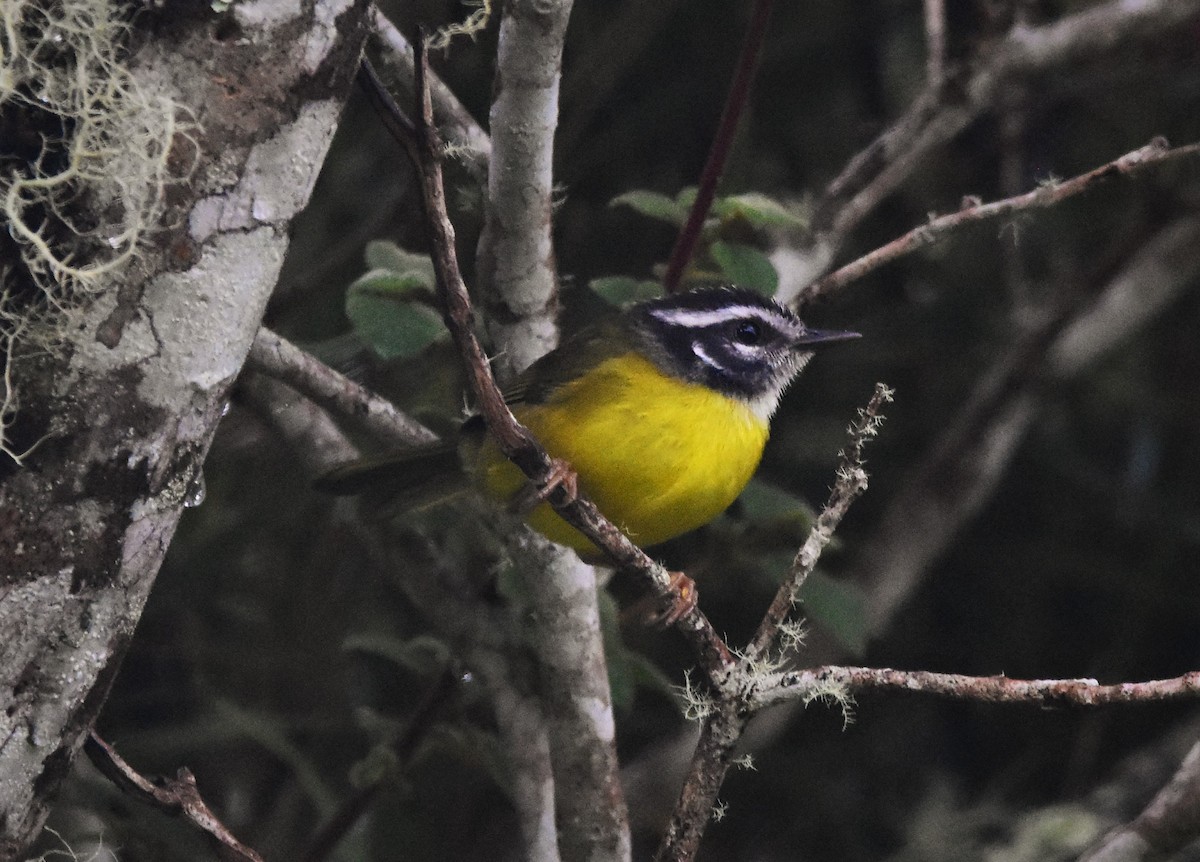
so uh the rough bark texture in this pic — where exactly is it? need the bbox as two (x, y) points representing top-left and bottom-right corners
(476, 0), (575, 379)
(514, 534), (631, 862)
(0, 2), (368, 856)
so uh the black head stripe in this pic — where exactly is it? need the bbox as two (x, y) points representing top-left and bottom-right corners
(630, 287), (806, 398)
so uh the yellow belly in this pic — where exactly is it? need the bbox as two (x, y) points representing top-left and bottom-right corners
(475, 354), (770, 554)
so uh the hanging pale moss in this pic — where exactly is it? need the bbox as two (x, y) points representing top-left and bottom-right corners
(0, 0), (195, 458)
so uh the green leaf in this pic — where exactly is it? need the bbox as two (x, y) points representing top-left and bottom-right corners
(610, 190), (688, 225)
(715, 193), (809, 230)
(345, 270), (446, 359)
(589, 276), (663, 308)
(364, 240), (437, 286)
(799, 571), (869, 656)
(675, 186), (699, 209)
(737, 478), (816, 523)
(598, 591), (635, 713)
(709, 240), (778, 295)
(349, 267), (431, 298)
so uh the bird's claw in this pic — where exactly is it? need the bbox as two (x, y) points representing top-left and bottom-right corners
(509, 458), (579, 515)
(622, 570), (698, 628)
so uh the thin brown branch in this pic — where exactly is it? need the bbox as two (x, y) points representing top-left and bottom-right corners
(356, 56), (419, 162)
(246, 328), (437, 450)
(662, 0), (774, 293)
(402, 42), (736, 680)
(368, 5), (490, 179)
(652, 704), (748, 862)
(746, 383), (892, 659)
(850, 216), (1200, 639)
(247, 370), (563, 862)
(240, 372), (363, 476)
(750, 667), (1200, 711)
(799, 138), (1200, 306)
(85, 732), (264, 862)
(809, 82), (944, 238)
(1080, 740), (1200, 862)
(808, 0), (1200, 255)
(655, 385), (892, 862)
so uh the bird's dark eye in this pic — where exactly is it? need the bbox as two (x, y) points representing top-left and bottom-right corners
(734, 320), (762, 345)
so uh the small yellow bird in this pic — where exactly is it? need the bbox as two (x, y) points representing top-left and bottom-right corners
(316, 286), (858, 555)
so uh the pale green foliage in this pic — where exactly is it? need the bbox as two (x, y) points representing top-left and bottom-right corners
(602, 186), (809, 295)
(344, 241), (447, 360)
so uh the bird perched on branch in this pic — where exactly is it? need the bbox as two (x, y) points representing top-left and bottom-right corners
(316, 286), (858, 557)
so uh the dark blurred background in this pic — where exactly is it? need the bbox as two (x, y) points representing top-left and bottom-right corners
(40, 1), (1200, 860)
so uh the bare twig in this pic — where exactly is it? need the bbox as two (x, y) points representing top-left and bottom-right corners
(654, 704), (750, 862)
(852, 216), (1200, 638)
(362, 33), (633, 859)
(244, 374), (563, 862)
(1080, 740), (1200, 862)
(750, 668), (1200, 712)
(246, 327), (437, 450)
(410, 35), (681, 862)
(368, 5), (490, 179)
(399, 45), (736, 680)
(800, 138), (1200, 306)
(661, 0), (774, 293)
(357, 57), (419, 160)
(747, 383), (892, 659)
(85, 731), (265, 862)
(655, 385), (891, 862)
(807, 0), (1200, 261)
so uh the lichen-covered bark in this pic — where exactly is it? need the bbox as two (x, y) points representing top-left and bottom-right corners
(0, 2), (368, 856)
(476, 0), (575, 379)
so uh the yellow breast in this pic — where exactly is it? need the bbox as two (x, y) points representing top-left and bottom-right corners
(475, 353), (770, 554)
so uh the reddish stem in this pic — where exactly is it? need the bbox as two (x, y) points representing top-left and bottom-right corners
(662, 0), (774, 293)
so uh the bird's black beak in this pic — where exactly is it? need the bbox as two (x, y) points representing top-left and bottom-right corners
(792, 328), (861, 349)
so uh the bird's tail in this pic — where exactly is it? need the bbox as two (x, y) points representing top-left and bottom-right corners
(314, 443), (471, 514)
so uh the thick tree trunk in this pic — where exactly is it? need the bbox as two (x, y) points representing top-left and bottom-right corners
(0, 3), (368, 857)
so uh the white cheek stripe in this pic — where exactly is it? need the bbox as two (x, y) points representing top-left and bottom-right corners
(692, 340), (727, 371)
(648, 304), (789, 330)
(729, 341), (761, 358)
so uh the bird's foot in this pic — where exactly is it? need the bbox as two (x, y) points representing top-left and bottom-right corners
(509, 457), (579, 515)
(623, 570), (698, 628)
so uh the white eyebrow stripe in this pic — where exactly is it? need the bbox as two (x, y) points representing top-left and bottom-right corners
(648, 304), (788, 329)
